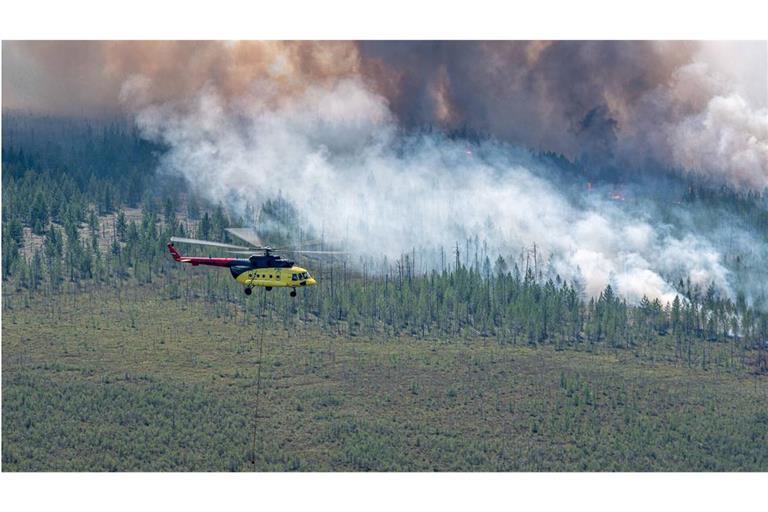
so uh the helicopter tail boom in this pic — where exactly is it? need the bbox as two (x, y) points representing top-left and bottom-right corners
(167, 243), (235, 267)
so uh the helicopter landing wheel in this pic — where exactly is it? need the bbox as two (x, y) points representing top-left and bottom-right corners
(290, 289), (297, 297)
(265, 287), (272, 291)
(244, 287), (252, 296)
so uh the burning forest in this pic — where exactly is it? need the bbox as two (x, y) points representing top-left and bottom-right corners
(2, 39), (768, 475)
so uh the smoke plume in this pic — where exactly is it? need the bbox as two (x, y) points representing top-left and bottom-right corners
(5, 41), (766, 189)
(127, 76), (753, 304)
(4, 41), (766, 303)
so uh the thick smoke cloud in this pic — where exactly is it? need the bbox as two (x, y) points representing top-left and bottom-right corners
(4, 40), (766, 191)
(4, 41), (766, 303)
(670, 94), (768, 189)
(359, 41), (696, 159)
(359, 41), (767, 191)
(3, 40), (363, 115)
(128, 77), (739, 304)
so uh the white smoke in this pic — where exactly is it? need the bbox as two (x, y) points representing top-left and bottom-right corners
(670, 94), (768, 191)
(127, 77), (736, 304)
(616, 51), (768, 192)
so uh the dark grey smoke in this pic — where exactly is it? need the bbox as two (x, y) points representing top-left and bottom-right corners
(4, 40), (766, 190)
(359, 41), (766, 189)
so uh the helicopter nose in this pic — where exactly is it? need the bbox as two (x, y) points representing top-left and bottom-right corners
(307, 278), (317, 286)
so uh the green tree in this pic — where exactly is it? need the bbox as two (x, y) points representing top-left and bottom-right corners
(199, 212), (211, 240)
(30, 192), (48, 234)
(116, 210), (127, 241)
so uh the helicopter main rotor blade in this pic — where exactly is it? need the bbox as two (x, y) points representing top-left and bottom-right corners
(170, 236), (250, 251)
(273, 239), (325, 249)
(270, 239), (338, 251)
(225, 228), (264, 248)
(225, 249), (347, 256)
(226, 250), (262, 255)
(282, 249), (349, 255)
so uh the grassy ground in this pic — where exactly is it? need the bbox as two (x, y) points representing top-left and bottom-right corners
(3, 285), (767, 471)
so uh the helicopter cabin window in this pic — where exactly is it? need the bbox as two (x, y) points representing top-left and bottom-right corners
(292, 273), (298, 281)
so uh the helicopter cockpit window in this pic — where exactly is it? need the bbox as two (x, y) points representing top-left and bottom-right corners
(292, 273), (298, 281)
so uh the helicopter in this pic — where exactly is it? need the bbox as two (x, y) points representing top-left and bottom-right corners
(167, 227), (344, 297)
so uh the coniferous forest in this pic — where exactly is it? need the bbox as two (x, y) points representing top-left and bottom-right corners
(2, 113), (768, 471)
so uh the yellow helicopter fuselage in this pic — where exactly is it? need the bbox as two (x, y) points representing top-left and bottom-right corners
(234, 266), (317, 289)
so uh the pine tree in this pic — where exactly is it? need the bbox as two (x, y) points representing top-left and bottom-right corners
(164, 196), (176, 226)
(199, 212), (211, 240)
(116, 210), (127, 241)
(30, 192), (48, 234)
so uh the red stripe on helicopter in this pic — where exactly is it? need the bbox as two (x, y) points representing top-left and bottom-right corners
(167, 243), (236, 267)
